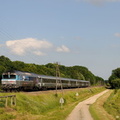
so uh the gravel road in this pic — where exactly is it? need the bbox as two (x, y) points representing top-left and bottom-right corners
(66, 89), (109, 120)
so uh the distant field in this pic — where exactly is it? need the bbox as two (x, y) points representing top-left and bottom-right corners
(0, 87), (105, 120)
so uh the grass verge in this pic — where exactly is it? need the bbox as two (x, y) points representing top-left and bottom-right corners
(89, 90), (114, 120)
(104, 89), (120, 120)
(0, 87), (105, 120)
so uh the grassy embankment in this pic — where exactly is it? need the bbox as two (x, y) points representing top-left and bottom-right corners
(90, 89), (120, 120)
(0, 87), (105, 120)
(104, 89), (120, 120)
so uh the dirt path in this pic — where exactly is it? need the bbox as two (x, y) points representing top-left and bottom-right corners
(66, 89), (109, 120)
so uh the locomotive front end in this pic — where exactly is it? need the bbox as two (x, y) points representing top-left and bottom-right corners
(1, 72), (18, 91)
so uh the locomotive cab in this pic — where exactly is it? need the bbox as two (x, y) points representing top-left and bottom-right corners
(1, 72), (18, 91)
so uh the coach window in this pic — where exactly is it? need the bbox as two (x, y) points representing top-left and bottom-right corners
(49, 79), (55, 83)
(29, 77), (36, 81)
(42, 78), (46, 83)
(82, 83), (84, 86)
(43, 78), (49, 83)
(49, 79), (52, 83)
(62, 80), (67, 83)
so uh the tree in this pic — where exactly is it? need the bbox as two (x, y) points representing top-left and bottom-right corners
(0, 65), (6, 82)
(109, 68), (120, 88)
(95, 76), (104, 85)
(111, 78), (120, 89)
(0, 55), (13, 71)
(12, 61), (26, 71)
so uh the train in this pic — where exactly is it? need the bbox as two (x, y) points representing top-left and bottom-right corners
(1, 70), (90, 91)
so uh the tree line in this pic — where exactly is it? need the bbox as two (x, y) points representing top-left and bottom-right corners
(109, 68), (120, 89)
(0, 55), (104, 85)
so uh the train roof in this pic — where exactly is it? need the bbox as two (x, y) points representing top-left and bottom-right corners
(39, 75), (89, 82)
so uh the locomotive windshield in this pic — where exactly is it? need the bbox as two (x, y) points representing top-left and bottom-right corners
(3, 75), (16, 79)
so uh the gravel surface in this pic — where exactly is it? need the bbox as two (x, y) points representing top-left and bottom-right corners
(66, 89), (109, 120)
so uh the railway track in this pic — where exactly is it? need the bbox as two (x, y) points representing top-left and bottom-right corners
(24, 87), (94, 95)
(0, 86), (100, 94)
(0, 87), (90, 94)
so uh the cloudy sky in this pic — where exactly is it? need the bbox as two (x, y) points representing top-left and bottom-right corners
(0, 0), (120, 79)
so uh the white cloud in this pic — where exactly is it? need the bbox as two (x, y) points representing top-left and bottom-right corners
(6, 38), (53, 56)
(56, 45), (70, 53)
(33, 51), (46, 56)
(114, 33), (120, 37)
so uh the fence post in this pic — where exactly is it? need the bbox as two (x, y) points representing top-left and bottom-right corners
(13, 96), (16, 106)
(0, 95), (16, 107)
(5, 97), (8, 107)
(11, 96), (13, 106)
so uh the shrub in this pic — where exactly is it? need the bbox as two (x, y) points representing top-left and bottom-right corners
(111, 78), (120, 89)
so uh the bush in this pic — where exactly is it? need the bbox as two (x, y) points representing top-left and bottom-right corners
(111, 78), (120, 89)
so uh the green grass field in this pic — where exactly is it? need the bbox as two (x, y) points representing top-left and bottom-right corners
(0, 87), (105, 120)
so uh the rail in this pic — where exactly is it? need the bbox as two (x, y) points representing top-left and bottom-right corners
(0, 95), (16, 107)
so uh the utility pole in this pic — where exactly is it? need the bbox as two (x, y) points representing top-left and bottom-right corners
(55, 62), (63, 96)
(55, 62), (58, 96)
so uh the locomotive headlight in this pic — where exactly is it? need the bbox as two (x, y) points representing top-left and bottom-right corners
(9, 81), (16, 84)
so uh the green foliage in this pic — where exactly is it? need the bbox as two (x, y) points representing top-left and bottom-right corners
(111, 78), (120, 89)
(70, 66), (96, 84)
(0, 56), (13, 74)
(104, 90), (120, 120)
(112, 68), (120, 78)
(95, 76), (104, 85)
(109, 68), (120, 88)
(12, 61), (26, 71)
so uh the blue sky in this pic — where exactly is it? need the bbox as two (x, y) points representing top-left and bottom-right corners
(0, 0), (120, 79)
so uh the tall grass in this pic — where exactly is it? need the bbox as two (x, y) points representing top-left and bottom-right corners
(104, 89), (120, 120)
(0, 87), (105, 120)
(89, 90), (114, 120)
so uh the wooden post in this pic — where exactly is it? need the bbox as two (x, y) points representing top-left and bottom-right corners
(0, 95), (16, 107)
(14, 96), (16, 106)
(5, 97), (8, 107)
(11, 96), (13, 106)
